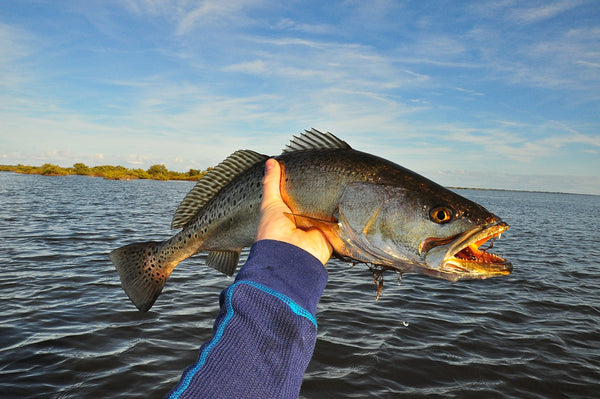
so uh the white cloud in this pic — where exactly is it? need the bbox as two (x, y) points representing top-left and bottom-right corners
(1, 1), (599, 196)
(509, 0), (584, 24)
(514, 27), (600, 90)
(0, 23), (36, 90)
(273, 18), (334, 35)
(175, 0), (265, 35)
(577, 60), (600, 68)
(222, 60), (268, 74)
(462, 7), (600, 91)
(455, 87), (485, 96)
(235, 36), (432, 92)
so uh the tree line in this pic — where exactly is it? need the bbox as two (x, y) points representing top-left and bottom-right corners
(0, 163), (208, 181)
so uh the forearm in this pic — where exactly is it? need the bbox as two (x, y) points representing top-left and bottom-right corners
(166, 240), (328, 399)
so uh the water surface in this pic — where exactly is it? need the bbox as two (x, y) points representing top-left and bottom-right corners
(0, 173), (598, 398)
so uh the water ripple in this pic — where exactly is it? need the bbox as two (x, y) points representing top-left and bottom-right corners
(0, 174), (598, 398)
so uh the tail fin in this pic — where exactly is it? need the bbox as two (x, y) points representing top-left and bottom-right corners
(109, 241), (173, 312)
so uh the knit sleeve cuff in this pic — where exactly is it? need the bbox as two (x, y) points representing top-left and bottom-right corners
(235, 240), (328, 316)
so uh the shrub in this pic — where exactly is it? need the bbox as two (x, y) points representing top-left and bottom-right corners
(186, 169), (206, 180)
(1, 162), (210, 182)
(73, 163), (92, 175)
(147, 164), (169, 180)
(41, 163), (69, 176)
(132, 168), (151, 179)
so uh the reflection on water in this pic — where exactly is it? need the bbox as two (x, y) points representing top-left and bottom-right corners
(0, 173), (598, 398)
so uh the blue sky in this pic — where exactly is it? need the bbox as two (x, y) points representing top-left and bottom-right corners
(1, 1), (599, 194)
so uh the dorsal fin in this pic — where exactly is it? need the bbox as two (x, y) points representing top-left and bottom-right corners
(283, 128), (351, 153)
(171, 149), (268, 229)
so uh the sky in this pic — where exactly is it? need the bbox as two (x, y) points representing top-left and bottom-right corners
(1, 1), (599, 195)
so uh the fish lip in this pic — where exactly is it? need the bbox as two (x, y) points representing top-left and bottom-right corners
(437, 221), (512, 279)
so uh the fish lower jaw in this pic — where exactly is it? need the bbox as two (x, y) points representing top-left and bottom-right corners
(434, 221), (512, 280)
(439, 258), (513, 280)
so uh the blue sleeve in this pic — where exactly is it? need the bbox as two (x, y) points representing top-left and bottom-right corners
(165, 239), (329, 399)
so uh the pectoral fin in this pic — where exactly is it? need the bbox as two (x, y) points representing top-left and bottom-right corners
(283, 212), (338, 227)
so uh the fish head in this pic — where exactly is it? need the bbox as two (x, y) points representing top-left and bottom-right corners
(335, 182), (512, 281)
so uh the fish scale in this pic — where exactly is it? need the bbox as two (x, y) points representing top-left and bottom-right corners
(110, 129), (511, 312)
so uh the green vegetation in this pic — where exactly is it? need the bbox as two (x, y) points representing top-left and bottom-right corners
(41, 163), (71, 176)
(0, 163), (207, 181)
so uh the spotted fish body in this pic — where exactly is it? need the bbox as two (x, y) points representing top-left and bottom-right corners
(110, 129), (511, 312)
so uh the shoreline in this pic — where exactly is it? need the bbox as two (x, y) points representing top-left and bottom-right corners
(0, 163), (206, 182)
(1, 164), (595, 197)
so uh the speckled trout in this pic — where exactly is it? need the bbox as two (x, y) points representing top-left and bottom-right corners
(110, 129), (511, 311)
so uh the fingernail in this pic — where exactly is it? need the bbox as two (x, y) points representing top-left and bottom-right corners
(265, 158), (275, 171)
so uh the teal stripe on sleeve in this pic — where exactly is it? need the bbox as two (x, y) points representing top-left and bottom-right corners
(242, 280), (318, 329)
(168, 280), (317, 398)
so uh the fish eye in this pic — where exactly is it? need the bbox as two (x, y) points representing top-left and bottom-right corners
(430, 207), (453, 224)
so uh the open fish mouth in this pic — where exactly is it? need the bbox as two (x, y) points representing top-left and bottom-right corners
(438, 221), (512, 279)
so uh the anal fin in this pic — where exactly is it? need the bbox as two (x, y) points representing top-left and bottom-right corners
(207, 250), (241, 276)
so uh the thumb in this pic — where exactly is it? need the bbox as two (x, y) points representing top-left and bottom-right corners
(261, 158), (283, 210)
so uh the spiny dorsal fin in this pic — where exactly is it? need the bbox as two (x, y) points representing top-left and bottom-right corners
(283, 128), (351, 153)
(171, 150), (268, 229)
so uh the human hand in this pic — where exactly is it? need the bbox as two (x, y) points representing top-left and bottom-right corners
(256, 158), (333, 266)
